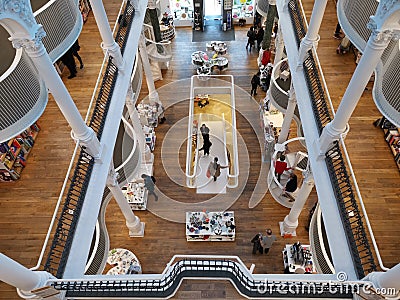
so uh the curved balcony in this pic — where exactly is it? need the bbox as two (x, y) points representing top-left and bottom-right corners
(309, 204), (335, 274)
(256, 0), (270, 17)
(143, 24), (172, 63)
(34, 0), (83, 61)
(338, 0), (400, 126)
(0, 51), (48, 142)
(269, 58), (303, 138)
(0, 0), (82, 142)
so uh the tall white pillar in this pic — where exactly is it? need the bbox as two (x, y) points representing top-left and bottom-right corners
(106, 164), (145, 237)
(10, 29), (102, 160)
(318, 15), (399, 155)
(273, 23), (285, 65)
(125, 87), (149, 160)
(278, 84), (297, 144)
(365, 263), (400, 297)
(297, 0), (328, 67)
(280, 170), (314, 237)
(89, 0), (125, 70)
(0, 253), (59, 299)
(138, 33), (161, 105)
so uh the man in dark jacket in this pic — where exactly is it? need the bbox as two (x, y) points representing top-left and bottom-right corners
(250, 72), (261, 96)
(71, 40), (84, 69)
(60, 48), (77, 79)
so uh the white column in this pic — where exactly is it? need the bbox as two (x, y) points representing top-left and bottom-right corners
(318, 26), (396, 155)
(365, 263), (400, 296)
(0, 253), (59, 299)
(273, 23), (285, 65)
(106, 164), (145, 237)
(280, 170), (314, 237)
(125, 87), (148, 157)
(138, 34), (161, 105)
(89, 0), (125, 70)
(10, 29), (102, 160)
(278, 84), (297, 144)
(297, 0), (328, 67)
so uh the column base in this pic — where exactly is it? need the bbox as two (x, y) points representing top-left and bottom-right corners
(129, 222), (145, 237)
(279, 219), (297, 238)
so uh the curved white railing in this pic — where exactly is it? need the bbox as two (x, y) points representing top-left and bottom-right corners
(32, 0), (128, 271)
(227, 79), (239, 188)
(185, 77), (199, 188)
(297, 1), (390, 271)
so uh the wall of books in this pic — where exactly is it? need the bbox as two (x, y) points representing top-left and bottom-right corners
(0, 123), (40, 182)
(374, 117), (400, 170)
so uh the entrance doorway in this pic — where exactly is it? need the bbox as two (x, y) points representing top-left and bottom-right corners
(204, 0), (222, 16)
(204, 0), (222, 23)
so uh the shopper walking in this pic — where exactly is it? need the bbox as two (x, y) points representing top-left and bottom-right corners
(262, 229), (276, 254)
(207, 157), (228, 182)
(246, 26), (256, 51)
(200, 124), (210, 142)
(199, 138), (212, 156)
(256, 26), (264, 51)
(250, 72), (261, 96)
(141, 174), (158, 201)
(71, 40), (84, 69)
(274, 154), (291, 182)
(60, 48), (77, 79)
(284, 172), (298, 193)
(251, 233), (264, 254)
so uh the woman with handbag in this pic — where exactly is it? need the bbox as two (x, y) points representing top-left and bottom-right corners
(207, 157), (228, 182)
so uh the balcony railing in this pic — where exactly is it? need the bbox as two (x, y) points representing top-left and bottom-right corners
(288, 0), (377, 279)
(49, 257), (357, 298)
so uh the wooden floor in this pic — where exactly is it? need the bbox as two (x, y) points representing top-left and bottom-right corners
(0, 0), (399, 299)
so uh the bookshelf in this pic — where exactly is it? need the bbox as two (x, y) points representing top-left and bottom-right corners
(79, 0), (91, 23)
(374, 117), (400, 170)
(0, 123), (40, 182)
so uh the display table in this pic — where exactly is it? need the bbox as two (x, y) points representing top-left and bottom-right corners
(106, 248), (142, 275)
(186, 211), (236, 241)
(205, 41), (227, 55)
(137, 103), (158, 127)
(122, 179), (148, 210)
(191, 51), (209, 66)
(282, 243), (315, 274)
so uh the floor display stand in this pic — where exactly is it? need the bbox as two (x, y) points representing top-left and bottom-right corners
(282, 243), (315, 274)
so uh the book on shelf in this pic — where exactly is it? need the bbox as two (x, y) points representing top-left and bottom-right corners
(0, 122), (40, 181)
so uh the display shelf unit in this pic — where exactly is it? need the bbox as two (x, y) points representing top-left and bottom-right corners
(374, 117), (400, 170)
(282, 243), (316, 274)
(122, 179), (148, 210)
(260, 102), (283, 161)
(186, 211), (236, 242)
(160, 24), (175, 41)
(0, 123), (40, 182)
(143, 125), (156, 152)
(137, 103), (158, 127)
